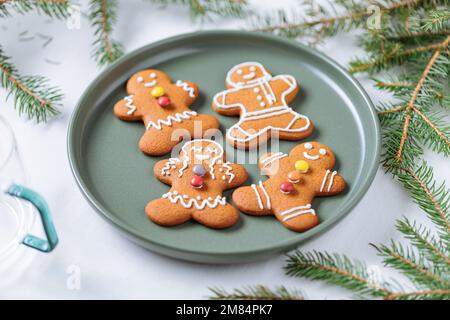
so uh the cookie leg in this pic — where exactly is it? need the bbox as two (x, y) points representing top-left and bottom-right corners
(232, 185), (272, 216)
(146, 198), (192, 227)
(191, 203), (239, 229)
(276, 206), (319, 232)
(278, 113), (314, 141)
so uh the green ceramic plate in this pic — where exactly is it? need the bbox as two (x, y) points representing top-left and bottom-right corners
(68, 31), (380, 264)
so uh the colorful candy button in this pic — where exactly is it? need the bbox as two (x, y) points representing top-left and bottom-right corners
(151, 86), (165, 97)
(288, 171), (302, 183)
(280, 181), (294, 194)
(191, 176), (204, 188)
(295, 160), (309, 173)
(157, 96), (171, 107)
(192, 164), (206, 176)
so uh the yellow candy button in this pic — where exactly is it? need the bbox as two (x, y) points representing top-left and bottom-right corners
(151, 86), (165, 97)
(295, 160), (309, 173)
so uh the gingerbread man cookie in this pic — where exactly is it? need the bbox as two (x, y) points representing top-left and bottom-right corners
(232, 142), (346, 232)
(114, 69), (219, 156)
(146, 139), (248, 229)
(212, 62), (313, 149)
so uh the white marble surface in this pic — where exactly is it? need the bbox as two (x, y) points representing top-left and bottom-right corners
(0, 0), (448, 299)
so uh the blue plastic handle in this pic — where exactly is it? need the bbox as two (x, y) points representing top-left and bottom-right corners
(6, 184), (58, 253)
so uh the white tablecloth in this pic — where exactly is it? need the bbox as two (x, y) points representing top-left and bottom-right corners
(1, 0), (448, 299)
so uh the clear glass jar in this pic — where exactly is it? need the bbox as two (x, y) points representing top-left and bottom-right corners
(0, 116), (37, 281)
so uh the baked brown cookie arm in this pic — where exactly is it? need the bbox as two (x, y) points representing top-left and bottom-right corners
(113, 95), (142, 121)
(173, 80), (199, 106)
(153, 158), (179, 185)
(315, 170), (346, 196)
(212, 90), (242, 116)
(220, 163), (248, 190)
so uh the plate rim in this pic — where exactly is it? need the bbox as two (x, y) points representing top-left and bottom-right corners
(67, 30), (381, 263)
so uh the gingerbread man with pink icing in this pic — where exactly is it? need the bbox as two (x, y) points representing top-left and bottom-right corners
(146, 139), (248, 229)
(232, 142), (346, 232)
(212, 62), (314, 149)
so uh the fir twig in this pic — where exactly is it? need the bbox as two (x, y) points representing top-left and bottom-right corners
(0, 46), (62, 122)
(209, 286), (303, 300)
(0, 0), (69, 18)
(285, 251), (393, 298)
(89, 0), (124, 66)
(146, 0), (247, 19)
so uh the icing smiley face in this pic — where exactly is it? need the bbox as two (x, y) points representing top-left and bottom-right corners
(298, 142), (334, 167)
(180, 139), (224, 166)
(129, 70), (168, 92)
(226, 62), (271, 88)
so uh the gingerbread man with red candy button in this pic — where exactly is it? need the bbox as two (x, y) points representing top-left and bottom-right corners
(146, 139), (248, 229)
(114, 69), (219, 156)
(232, 142), (346, 232)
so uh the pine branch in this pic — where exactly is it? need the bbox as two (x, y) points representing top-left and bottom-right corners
(285, 251), (393, 298)
(251, 0), (425, 40)
(384, 289), (450, 300)
(396, 219), (450, 272)
(373, 241), (450, 289)
(0, 0), (69, 18)
(89, 0), (124, 66)
(0, 46), (62, 122)
(209, 286), (303, 300)
(147, 0), (247, 19)
(395, 36), (450, 161)
(422, 9), (450, 32)
(396, 164), (450, 241)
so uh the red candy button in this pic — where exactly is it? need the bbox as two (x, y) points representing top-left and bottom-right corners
(191, 175), (204, 188)
(158, 96), (171, 107)
(280, 181), (294, 194)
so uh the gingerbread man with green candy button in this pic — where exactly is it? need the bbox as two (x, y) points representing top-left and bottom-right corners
(232, 142), (346, 232)
(114, 69), (219, 156)
(146, 139), (248, 229)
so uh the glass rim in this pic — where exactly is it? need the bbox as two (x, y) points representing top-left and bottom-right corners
(0, 116), (16, 171)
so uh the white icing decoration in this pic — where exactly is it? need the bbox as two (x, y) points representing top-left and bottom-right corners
(243, 72), (256, 80)
(320, 170), (330, 192)
(222, 176), (226, 180)
(222, 162), (235, 183)
(260, 102), (266, 107)
(219, 168), (223, 172)
(177, 139), (225, 180)
(259, 181), (271, 209)
(328, 171), (337, 192)
(261, 152), (287, 168)
(251, 181), (271, 210)
(303, 151), (320, 161)
(280, 204), (315, 222)
(150, 73), (157, 78)
(214, 62), (310, 144)
(144, 80), (157, 87)
(319, 148), (327, 155)
(257, 96), (262, 101)
(304, 143), (313, 149)
(137, 76), (144, 83)
(146, 111), (197, 131)
(237, 69), (243, 75)
(251, 184), (263, 209)
(250, 66), (256, 71)
(161, 158), (180, 176)
(124, 95), (137, 115)
(175, 80), (196, 98)
(162, 191), (226, 210)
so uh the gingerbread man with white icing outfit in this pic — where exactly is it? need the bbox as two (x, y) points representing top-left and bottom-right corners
(212, 62), (314, 149)
(114, 69), (219, 156)
(146, 139), (248, 229)
(232, 142), (346, 232)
